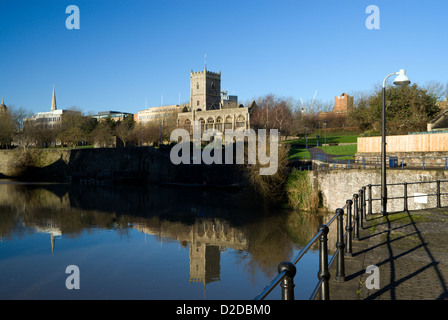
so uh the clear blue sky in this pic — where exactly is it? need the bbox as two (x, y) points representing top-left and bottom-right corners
(1, 0), (447, 115)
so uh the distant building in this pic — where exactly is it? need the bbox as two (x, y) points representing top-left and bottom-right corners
(136, 63), (251, 133)
(0, 98), (8, 114)
(333, 93), (353, 115)
(220, 91), (238, 109)
(177, 63), (250, 133)
(92, 110), (134, 122)
(136, 104), (185, 125)
(24, 87), (81, 128)
(427, 108), (448, 132)
(319, 92), (353, 120)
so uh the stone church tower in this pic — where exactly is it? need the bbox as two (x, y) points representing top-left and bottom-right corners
(0, 98), (7, 114)
(190, 62), (221, 112)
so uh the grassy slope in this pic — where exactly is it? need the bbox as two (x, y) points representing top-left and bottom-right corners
(286, 133), (358, 159)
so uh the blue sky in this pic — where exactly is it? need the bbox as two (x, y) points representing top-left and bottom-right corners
(1, 0), (447, 115)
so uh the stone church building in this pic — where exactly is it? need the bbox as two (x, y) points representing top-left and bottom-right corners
(178, 64), (251, 133)
(137, 64), (252, 133)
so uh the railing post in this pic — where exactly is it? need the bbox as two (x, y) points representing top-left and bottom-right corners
(353, 194), (359, 240)
(403, 182), (408, 211)
(359, 188), (364, 224)
(278, 262), (296, 301)
(345, 200), (353, 257)
(318, 225), (330, 300)
(437, 180), (441, 208)
(362, 186), (367, 216)
(368, 184), (372, 215)
(335, 208), (346, 282)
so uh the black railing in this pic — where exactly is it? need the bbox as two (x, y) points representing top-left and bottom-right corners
(292, 154), (448, 171)
(254, 179), (448, 300)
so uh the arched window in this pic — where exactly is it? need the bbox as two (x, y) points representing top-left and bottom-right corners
(225, 115), (233, 130)
(184, 118), (192, 133)
(198, 118), (205, 133)
(206, 117), (214, 130)
(216, 116), (223, 132)
(236, 115), (246, 129)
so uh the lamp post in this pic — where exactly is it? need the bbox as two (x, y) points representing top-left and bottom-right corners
(381, 69), (411, 215)
(324, 119), (327, 163)
(305, 126), (308, 150)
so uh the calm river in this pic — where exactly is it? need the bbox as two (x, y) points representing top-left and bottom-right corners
(0, 180), (329, 300)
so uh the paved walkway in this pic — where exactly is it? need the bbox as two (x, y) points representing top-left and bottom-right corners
(328, 208), (448, 300)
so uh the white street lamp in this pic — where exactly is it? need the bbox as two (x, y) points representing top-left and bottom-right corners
(381, 69), (411, 215)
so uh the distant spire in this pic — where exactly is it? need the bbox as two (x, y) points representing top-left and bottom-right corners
(0, 97), (7, 113)
(204, 54), (207, 71)
(51, 85), (57, 111)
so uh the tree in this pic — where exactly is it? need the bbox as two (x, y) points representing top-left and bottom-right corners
(0, 105), (34, 149)
(349, 83), (440, 135)
(135, 122), (161, 146)
(0, 111), (15, 148)
(250, 94), (296, 136)
(115, 116), (135, 147)
(58, 111), (90, 147)
(92, 121), (115, 147)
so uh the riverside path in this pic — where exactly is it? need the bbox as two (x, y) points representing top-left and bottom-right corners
(328, 208), (448, 300)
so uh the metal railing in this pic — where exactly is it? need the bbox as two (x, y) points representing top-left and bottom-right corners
(292, 154), (448, 171)
(254, 179), (448, 300)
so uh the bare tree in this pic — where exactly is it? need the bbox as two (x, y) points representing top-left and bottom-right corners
(115, 116), (135, 147)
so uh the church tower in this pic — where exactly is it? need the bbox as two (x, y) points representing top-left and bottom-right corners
(0, 98), (7, 114)
(190, 58), (221, 113)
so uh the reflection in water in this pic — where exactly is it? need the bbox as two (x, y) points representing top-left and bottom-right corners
(0, 180), (326, 299)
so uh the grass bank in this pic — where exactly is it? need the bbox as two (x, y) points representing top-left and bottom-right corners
(285, 133), (359, 160)
(285, 169), (321, 212)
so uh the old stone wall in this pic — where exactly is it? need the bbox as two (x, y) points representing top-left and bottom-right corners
(311, 169), (448, 213)
(0, 147), (245, 186)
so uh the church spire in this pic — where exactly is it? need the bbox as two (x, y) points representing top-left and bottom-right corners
(204, 54), (207, 72)
(0, 97), (7, 113)
(51, 85), (57, 111)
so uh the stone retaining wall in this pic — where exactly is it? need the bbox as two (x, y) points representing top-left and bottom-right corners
(311, 169), (448, 213)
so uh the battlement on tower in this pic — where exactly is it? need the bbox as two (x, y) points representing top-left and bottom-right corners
(190, 69), (221, 77)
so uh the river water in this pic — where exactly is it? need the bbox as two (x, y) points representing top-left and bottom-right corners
(0, 180), (328, 300)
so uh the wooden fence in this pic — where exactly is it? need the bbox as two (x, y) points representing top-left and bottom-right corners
(357, 133), (448, 153)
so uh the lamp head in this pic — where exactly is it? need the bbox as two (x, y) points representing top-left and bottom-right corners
(393, 69), (411, 86)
